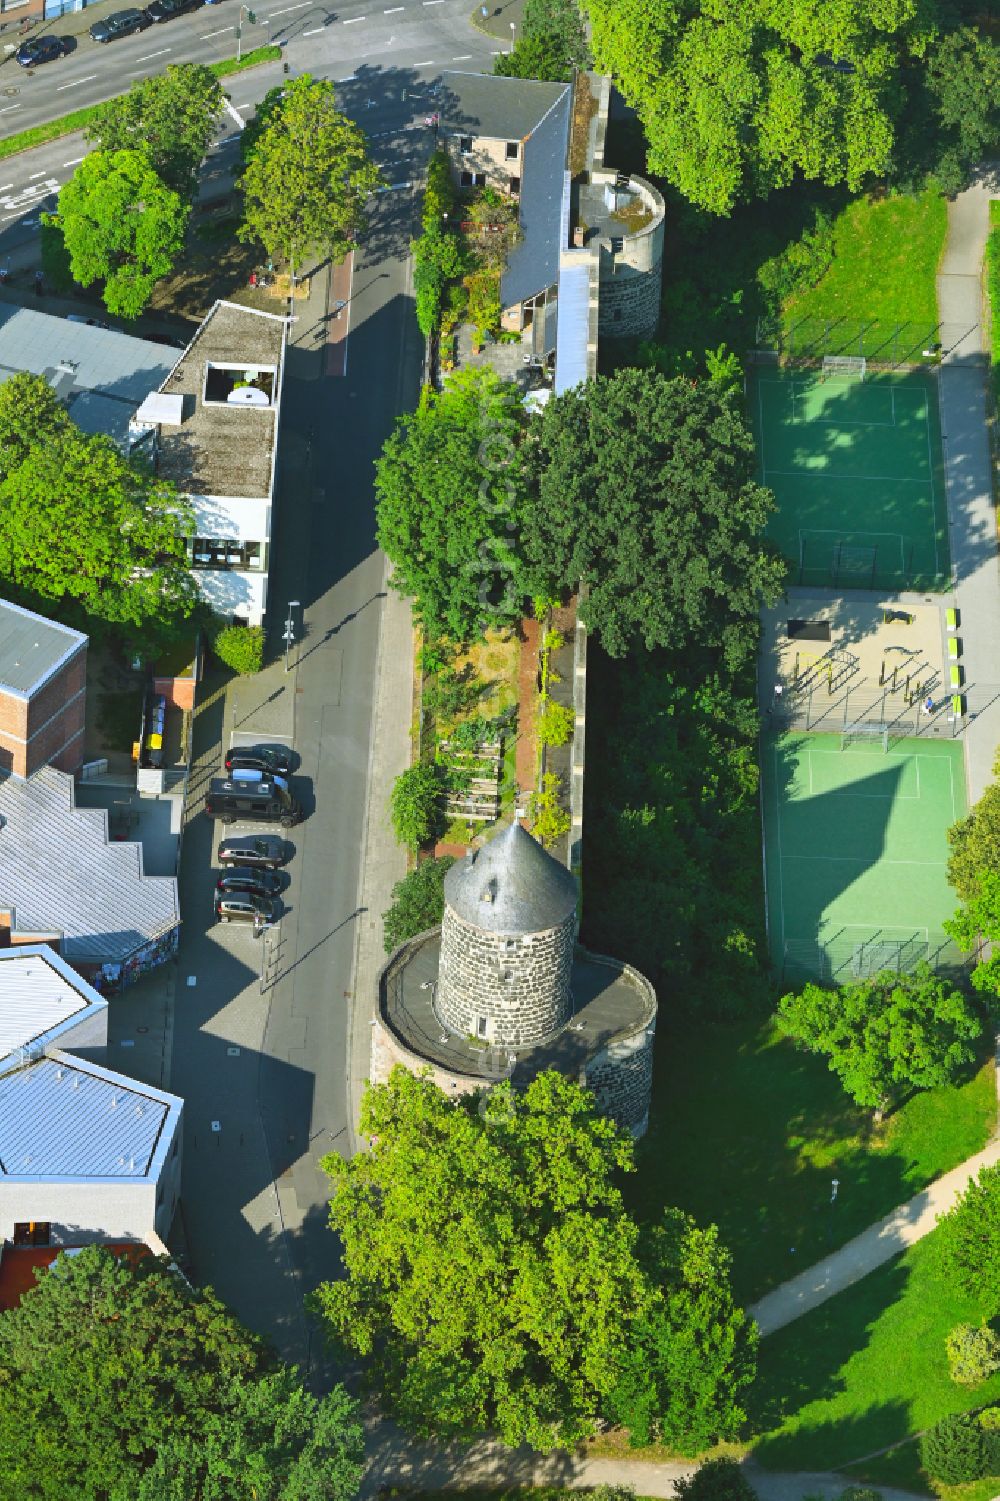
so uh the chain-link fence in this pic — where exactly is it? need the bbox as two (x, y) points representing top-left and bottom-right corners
(753, 317), (976, 367)
(780, 930), (970, 989)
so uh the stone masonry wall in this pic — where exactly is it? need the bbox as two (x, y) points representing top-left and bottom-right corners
(437, 906), (574, 1047)
(583, 1022), (656, 1138)
(598, 255), (663, 340)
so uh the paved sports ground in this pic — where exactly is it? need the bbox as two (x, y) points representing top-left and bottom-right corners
(762, 732), (967, 986)
(750, 367), (951, 593)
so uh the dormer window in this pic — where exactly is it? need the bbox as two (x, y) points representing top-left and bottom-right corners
(505, 141), (519, 160)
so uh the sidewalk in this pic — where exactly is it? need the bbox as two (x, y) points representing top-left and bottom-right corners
(749, 1137), (1000, 1337)
(935, 172), (1000, 806)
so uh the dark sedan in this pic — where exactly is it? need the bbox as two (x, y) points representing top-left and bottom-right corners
(216, 866), (283, 899)
(217, 834), (290, 869)
(15, 35), (65, 66)
(89, 8), (149, 41)
(144, 0), (202, 21)
(225, 743), (293, 779)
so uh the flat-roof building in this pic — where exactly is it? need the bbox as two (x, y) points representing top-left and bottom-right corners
(0, 598), (88, 779)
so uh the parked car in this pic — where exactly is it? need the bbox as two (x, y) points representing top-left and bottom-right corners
(205, 775), (302, 828)
(214, 890), (277, 929)
(144, 0), (202, 21)
(89, 9), (150, 41)
(216, 866), (282, 899)
(15, 35), (65, 66)
(217, 834), (290, 869)
(225, 743), (293, 778)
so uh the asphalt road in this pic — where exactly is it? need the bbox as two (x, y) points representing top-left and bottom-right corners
(0, 0), (498, 136)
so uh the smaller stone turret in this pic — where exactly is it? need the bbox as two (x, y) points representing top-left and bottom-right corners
(437, 822), (578, 1048)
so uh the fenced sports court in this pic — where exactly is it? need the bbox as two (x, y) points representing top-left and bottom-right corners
(750, 364), (950, 593)
(762, 732), (968, 988)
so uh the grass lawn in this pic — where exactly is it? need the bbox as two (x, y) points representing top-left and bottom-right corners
(986, 201), (1000, 403)
(749, 1229), (1000, 1471)
(782, 188), (947, 348)
(629, 1015), (996, 1306)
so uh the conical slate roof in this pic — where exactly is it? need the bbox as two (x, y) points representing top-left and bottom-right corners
(444, 821), (577, 935)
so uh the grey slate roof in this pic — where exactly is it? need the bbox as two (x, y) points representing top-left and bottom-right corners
(0, 1055), (170, 1178)
(0, 598), (86, 699)
(444, 821), (578, 935)
(440, 71), (569, 144)
(0, 766), (179, 964)
(0, 306), (174, 447)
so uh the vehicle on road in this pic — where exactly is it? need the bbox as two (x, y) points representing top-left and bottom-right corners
(216, 866), (282, 899)
(215, 890), (278, 929)
(225, 743), (293, 778)
(15, 35), (65, 66)
(89, 8), (150, 41)
(144, 0), (202, 21)
(217, 833), (290, 868)
(205, 775), (302, 828)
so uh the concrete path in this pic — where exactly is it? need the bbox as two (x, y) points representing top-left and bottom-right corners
(749, 1137), (1000, 1336)
(360, 1419), (929, 1501)
(936, 173), (1000, 805)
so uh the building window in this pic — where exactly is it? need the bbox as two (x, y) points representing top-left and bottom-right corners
(459, 135), (473, 154)
(13, 1222), (49, 1247)
(505, 141), (519, 160)
(477, 1017), (488, 1038)
(460, 171), (473, 187)
(190, 538), (263, 571)
(509, 175), (521, 195)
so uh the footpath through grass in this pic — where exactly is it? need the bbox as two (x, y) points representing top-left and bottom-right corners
(749, 1227), (1000, 1472)
(629, 1015), (996, 1307)
(0, 45), (281, 162)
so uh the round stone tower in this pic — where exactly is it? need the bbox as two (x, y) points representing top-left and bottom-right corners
(437, 821), (578, 1048)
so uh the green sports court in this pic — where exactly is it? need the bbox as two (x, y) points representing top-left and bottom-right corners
(762, 733), (967, 986)
(751, 366), (950, 592)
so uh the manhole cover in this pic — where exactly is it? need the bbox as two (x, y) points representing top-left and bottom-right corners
(2, 87), (19, 98)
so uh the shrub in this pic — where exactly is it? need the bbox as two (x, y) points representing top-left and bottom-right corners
(946, 1322), (1000, 1385)
(383, 855), (455, 952)
(921, 1411), (989, 1484)
(422, 148), (456, 232)
(837, 1489), (883, 1501)
(537, 695), (575, 748)
(211, 623), (264, 675)
(527, 771), (571, 848)
(979, 1406), (1000, 1473)
(674, 1459), (757, 1501)
(390, 762), (445, 852)
(464, 270), (502, 342)
(423, 662), (487, 724)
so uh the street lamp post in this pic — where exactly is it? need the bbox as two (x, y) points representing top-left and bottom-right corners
(236, 3), (258, 62)
(509, 19), (515, 52)
(283, 600), (301, 674)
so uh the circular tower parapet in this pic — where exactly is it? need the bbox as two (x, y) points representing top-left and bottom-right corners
(437, 822), (578, 1048)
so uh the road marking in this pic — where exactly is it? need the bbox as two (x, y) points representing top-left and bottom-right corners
(0, 107), (19, 116)
(384, 5), (404, 10)
(423, 2), (444, 6)
(62, 156), (86, 167)
(135, 47), (171, 60)
(451, 53), (471, 58)
(376, 180), (412, 191)
(28, 170), (47, 180)
(270, 1), (310, 11)
(412, 58), (435, 64)
(56, 74), (97, 90)
(303, 23), (324, 31)
(202, 24), (233, 35)
(0, 184), (11, 192)
(342, 14), (365, 21)
(224, 98), (245, 128)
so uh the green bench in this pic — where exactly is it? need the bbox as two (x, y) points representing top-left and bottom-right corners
(952, 694), (965, 717)
(946, 608), (958, 631)
(948, 637), (961, 661)
(950, 664), (963, 689)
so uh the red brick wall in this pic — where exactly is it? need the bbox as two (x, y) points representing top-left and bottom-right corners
(153, 675), (195, 712)
(0, 646), (87, 778)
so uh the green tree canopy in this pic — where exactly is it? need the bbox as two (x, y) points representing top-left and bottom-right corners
(86, 64), (224, 199)
(314, 1068), (754, 1452)
(777, 962), (983, 1113)
(924, 28), (1000, 194)
(945, 870), (1000, 1003)
(673, 1458), (759, 1501)
(383, 855), (456, 952)
(0, 425), (196, 639)
(583, 0), (937, 214)
(938, 1162), (1000, 1317)
(375, 367), (532, 641)
(495, 0), (588, 80)
(0, 1245), (365, 1501)
(56, 148), (188, 318)
(0, 371), (71, 482)
(239, 75), (381, 277)
(521, 369), (786, 664)
(947, 759), (1000, 903)
(494, 33), (576, 82)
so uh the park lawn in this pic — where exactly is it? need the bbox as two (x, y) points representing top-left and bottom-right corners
(749, 1230), (1000, 1472)
(986, 201), (1000, 403)
(782, 188), (946, 332)
(629, 1015), (996, 1306)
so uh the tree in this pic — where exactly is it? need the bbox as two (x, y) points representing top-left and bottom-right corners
(86, 64), (224, 199)
(0, 426), (197, 640)
(383, 855), (456, 952)
(523, 0), (588, 66)
(921, 1412), (989, 1485)
(673, 1459), (759, 1501)
(0, 1245), (366, 1501)
(375, 368), (532, 641)
(924, 28), (1000, 195)
(945, 870), (1000, 1002)
(582, 0), (937, 215)
(945, 1323), (1000, 1386)
(521, 369), (786, 664)
(495, 33), (576, 82)
(947, 762), (1000, 902)
(211, 622), (265, 675)
(938, 1162), (1000, 1316)
(56, 148), (188, 318)
(390, 763), (446, 852)
(0, 371), (70, 483)
(413, 228), (467, 336)
(239, 76), (381, 285)
(777, 963), (983, 1113)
